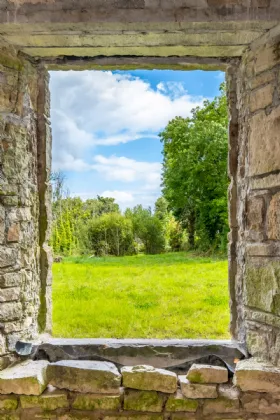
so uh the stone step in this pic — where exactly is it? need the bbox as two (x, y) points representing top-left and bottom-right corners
(47, 360), (121, 393)
(0, 360), (48, 395)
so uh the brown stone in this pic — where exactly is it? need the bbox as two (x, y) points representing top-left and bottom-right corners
(249, 106), (280, 176)
(203, 397), (240, 414)
(186, 364), (228, 384)
(7, 223), (20, 243)
(247, 196), (265, 239)
(234, 358), (280, 393)
(179, 376), (217, 399)
(267, 192), (280, 240)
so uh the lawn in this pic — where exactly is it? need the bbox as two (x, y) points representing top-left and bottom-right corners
(52, 252), (230, 339)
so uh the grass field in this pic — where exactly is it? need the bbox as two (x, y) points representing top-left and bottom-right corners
(52, 252), (230, 339)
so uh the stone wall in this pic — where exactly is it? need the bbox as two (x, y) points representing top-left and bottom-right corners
(0, 359), (279, 419)
(228, 25), (280, 364)
(0, 40), (52, 369)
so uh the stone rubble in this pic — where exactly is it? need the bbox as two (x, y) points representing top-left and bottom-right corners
(0, 358), (277, 418)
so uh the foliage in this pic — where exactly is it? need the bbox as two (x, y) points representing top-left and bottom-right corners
(52, 252), (229, 339)
(88, 212), (135, 256)
(125, 205), (166, 254)
(159, 83), (228, 250)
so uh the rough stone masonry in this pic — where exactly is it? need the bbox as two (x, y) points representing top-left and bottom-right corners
(0, 2), (280, 416)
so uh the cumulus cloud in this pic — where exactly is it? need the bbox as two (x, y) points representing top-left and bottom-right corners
(50, 70), (204, 171)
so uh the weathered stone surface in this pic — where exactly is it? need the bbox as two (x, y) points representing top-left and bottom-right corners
(47, 361), (121, 393)
(0, 396), (18, 410)
(121, 365), (177, 393)
(0, 272), (22, 288)
(103, 416), (162, 420)
(267, 192), (280, 240)
(166, 391), (198, 412)
(0, 287), (20, 302)
(186, 364), (228, 384)
(0, 361), (49, 395)
(203, 396), (240, 414)
(7, 223), (20, 243)
(218, 384), (240, 400)
(249, 106), (280, 176)
(20, 387), (68, 410)
(250, 83), (274, 112)
(124, 389), (164, 412)
(234, 358), (280, 392)
(242, 393), (280, 414)
(247, 196), (265, 240)
(244, 261), (280, 315)
(179, 375), (217, 399)
(73, 392), (121, 411)
(0, 247), (18, 268)
(0, 302), (22, 321)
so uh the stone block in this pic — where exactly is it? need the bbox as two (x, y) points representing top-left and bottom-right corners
(0, 361), (49, 395)
(255, 44), (277, 74)
(242, 393), (280, 414)
(186, 364), (228, 384)
(103, 416), (163, 420)
(268, 192), (280, 240)
(0, 247), (18, 269)
(234, 358), (280, 392)
(179, 375), (217, 399)
(0, 396), (18, 410)
(0, 272), (22, 288)
(203, 396), (240, 414)
(250, 83), (274, 112)
(7, 223), (20, 243)
(218, 384), (240, 400)
(47, 361), (121, 393)
(244, 261), (280, 315)
(20, 386), (68, 410)
(121, 365), (177, 393)
(73, 392), (121, 410)
(124, 389), (164, 412)
(0, 302), (22, 321)
(0, 287), (20, 302)
(251, 171), (280, 189)
(166, 391), (198, 412)
(250, 70), (275, 89)
(249, 107), (280, 177)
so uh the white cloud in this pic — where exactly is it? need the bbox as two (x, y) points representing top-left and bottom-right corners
(101, 190), (134, 204)
(92, 155), (161, 189)
(50, 70), (205, 171)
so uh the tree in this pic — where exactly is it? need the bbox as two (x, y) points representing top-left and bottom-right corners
(159, 83), (228, 250)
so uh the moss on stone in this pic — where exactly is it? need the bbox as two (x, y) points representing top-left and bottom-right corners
(0, 397), (18, 411)
(72, 393), (121, 410)
(186, 371), (203, 384)
(124, 390), (164, 412)
(166, 394), (198, 412)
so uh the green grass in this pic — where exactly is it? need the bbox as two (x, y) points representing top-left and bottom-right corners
(52, 252), (230, 339)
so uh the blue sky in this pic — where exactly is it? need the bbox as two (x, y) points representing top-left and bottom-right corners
(50, 69), (224, 210)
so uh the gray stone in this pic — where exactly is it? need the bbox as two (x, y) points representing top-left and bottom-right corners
(234, 358), (280, 392)
(179, 375), (217, 398)
(186, 364), (228, 384)
(0, 287), (20, 302)
(203, 396), (240, 414)
(0, 360), (49, 395)
(121, 365), (177, 393)
(0, 302), (22, 321)
(47, 361), (121, 393)
(0, 272), (22, 288)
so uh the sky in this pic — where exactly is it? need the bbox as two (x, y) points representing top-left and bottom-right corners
(50, 69), (225, 210)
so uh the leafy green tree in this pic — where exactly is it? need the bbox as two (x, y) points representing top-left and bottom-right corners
(159, 83), (228, 250)
(88, 212), (135, 256)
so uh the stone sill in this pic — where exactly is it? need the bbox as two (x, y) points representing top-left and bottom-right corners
(18, 338), (246, 372)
